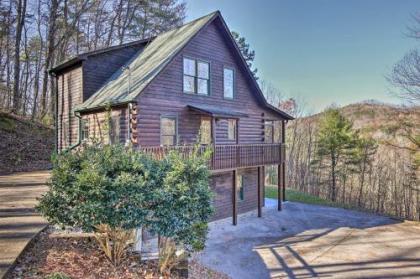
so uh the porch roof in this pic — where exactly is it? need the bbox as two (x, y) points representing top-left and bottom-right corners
(187, 104), (248, 118)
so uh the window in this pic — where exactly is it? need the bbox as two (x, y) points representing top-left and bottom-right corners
(237, 174), (244, 201)
(183, 58), (209, 95)
(274, 121), (282, 143)
(223, 68), (234, 99)
(228, 119), (237, 141)
(109, 115), (120, 144)
(81, 119), (89, 141)
(264, 120), (273, 143)
(200, 118), (211, 144)
(161, 116), (177, 146)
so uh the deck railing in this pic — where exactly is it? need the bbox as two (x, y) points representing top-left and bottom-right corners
(140, 143), (285, 170)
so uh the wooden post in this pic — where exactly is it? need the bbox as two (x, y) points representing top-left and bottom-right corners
(277, 164), (282, 211)
(262, 165), (265, 207)
(211, 117), (216, 144)
(282, 120), (286, 202)
(232, 169), (237, 225)
(257, 166), (262, 217)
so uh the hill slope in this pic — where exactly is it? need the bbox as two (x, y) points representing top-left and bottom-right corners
(286, 101), (419, 221)
(0, 112), (54, 174)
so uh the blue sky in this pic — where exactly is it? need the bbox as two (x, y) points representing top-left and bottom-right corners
(186, 0), (420, 112)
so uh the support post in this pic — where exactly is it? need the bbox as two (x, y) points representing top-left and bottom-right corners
(282, 120), (286, 202)
(257, 167), (262, 217)
(277, 164), (282, 211)
(262, 166), (265, 207)
(211, 117), (216, 144)
(232, 169), (237, 225)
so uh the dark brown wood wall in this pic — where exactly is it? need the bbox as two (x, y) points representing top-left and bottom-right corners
(210, 167), (259, 221)
(136, 20), (283, 147)
(82, 45), (144, 101)
(56, 65), (83, 150)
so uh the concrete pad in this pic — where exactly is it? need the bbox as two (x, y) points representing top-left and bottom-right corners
(196, 199), (420, 279)
(0, 171), (49, 278)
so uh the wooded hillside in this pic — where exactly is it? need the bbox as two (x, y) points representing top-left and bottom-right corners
(0, 112), (53, 174)
(286, 101), (419, 221)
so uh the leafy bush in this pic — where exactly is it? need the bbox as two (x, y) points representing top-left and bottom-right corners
(37, 144), (163, 265)
(37, 144), (213, 268)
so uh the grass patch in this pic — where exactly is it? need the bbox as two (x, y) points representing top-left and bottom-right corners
(265, 185), (351, 209)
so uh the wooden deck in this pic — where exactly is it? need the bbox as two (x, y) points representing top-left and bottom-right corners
(140, 143), (285, 170)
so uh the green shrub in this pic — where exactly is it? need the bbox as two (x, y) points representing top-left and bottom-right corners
(37, 144), (213, 268)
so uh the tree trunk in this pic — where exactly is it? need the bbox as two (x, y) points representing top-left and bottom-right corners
(12, 0), (27, 113)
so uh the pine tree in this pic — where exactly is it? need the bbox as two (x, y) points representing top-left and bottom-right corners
(311, 108), (356, 201)
(231, 31), (258, 79)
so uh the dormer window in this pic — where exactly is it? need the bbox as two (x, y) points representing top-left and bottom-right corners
(183, 57), (209, 95)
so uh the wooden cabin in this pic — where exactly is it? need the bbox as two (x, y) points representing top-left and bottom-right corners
(50, 11), (294, 225)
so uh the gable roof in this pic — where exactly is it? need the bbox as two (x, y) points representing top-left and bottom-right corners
(65, 11), (294, 120)
(75, 12), (219, 112)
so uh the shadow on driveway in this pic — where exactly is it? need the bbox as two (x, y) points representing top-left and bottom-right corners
(197, 200), (420, 279)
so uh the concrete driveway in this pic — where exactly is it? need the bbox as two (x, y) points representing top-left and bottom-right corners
(197, 199), (420, 279)
(0, 171), (49, 278)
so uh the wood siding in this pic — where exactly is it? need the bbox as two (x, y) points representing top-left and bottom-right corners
(136, 20), (283, 147)
(57, 65), (83, 150)
(210, 167), (259, 221)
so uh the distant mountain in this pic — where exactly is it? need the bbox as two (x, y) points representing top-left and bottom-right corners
(298, 101), (419, 150)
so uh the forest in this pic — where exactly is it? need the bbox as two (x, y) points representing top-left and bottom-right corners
(0, 0), (186, 122)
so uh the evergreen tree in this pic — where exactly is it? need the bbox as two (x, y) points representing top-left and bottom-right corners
(231, 31), (258, 79)
(311, 108), (356, 201)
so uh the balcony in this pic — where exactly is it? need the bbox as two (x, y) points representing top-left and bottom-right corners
(140, 143), (285, 171)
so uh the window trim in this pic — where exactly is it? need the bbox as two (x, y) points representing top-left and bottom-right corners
(223, 66), (235, 100)
(160, 115), (178, 146)
(199, 117), (212, 145)
(81, 118), (89, 141)
(182, 56), (211, 96)
(227, 119), (237, 141)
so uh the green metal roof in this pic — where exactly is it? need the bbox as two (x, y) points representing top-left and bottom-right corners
(77, 12), (218, 112)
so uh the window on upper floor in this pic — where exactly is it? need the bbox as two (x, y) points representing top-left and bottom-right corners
(200, 118), (212, 144)
(224, 67), (234, 99)
(183, 58), (209, 95)
(161, 116), (177, 146)
(228, 119), (237, 141)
